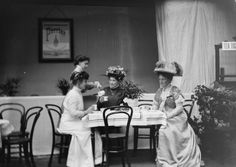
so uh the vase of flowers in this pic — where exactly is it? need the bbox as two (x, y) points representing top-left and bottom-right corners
(56, 78), (70, 95)
(121, 80), (144, 107)
(0, 78), (21, 96)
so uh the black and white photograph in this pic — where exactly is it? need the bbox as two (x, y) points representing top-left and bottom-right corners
(1, 0), (236, 167)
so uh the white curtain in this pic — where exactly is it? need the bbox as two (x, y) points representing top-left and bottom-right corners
(155, 0), (236, 92)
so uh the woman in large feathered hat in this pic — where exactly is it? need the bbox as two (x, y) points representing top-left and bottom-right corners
(153, 61), (201, 167)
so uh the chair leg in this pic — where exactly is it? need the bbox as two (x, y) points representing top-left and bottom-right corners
(1, 143), (5, 163)
(121, 139), (125, 167)
(65, 135), (71, 157)
(19, 144), (23, 162)
(29, 141), (36, 167)
(133, 127), (138, 153)
(105, 150), (109, 167)
(124, 149), (131, 167)
(0, 147), (5, 163)
(7, 144), (10, 163)
(48, 138), (55, 167)
(121, 152), (126, 167)
(101, 150), (105, 167)
(58, 136), (64, 163)
(104, 139), (110, 167)
(149, 128), (152, 151)
(23, 143), (31, 167)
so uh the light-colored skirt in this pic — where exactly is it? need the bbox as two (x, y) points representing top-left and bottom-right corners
(58, 116), (102, 167)
(156, 111), (201, 167)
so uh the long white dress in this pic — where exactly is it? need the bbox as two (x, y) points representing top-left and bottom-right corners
(58, 86), (102, 167)
(154, 85), (201, 167)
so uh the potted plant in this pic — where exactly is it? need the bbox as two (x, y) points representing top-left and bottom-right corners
(193, 82), (236, 159)
(0, 78), (21, 96)
(56, 78), (70, 95)
(121, 80), (144, 107)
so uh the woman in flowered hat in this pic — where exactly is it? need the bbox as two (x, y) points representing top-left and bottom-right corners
(97, 65), (126, 110)
(153, 61), (201, 167)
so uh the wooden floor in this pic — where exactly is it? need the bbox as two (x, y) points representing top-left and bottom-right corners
(1, 149), (236, 167)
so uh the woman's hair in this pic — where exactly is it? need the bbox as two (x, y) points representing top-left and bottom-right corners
(107, 73), (124, 82)
(158, 72), (174, 82)
(74, 55), (90, 66)
(70, 71), (89, 85)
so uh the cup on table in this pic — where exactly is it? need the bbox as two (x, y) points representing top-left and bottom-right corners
(97, 90), (105, 97)
(103, 96), (108, 101)
(92, 104), (98, 111)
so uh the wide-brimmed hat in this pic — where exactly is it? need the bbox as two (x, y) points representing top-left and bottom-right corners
(154, 61), (183, 76)
(106, 65), (126, 81)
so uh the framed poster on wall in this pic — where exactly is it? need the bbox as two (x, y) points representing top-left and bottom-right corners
(38, 18), (73, 62)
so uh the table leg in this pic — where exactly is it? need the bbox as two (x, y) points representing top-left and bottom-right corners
(154, 125), (161, 148)
(0, 148), (4, 163)
(91, 128), (95, 163)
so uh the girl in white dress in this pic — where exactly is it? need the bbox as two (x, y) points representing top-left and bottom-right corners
(58, 71), (102, 167)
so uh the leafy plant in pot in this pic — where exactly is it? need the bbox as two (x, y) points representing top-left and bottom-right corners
(192, 82), (236, 158)
(0, 78), (21, 96)
(56, 78), (70, 95)
(120, 80), (144, 106)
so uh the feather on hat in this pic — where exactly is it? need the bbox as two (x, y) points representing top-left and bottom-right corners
(154, 61), (183, 76)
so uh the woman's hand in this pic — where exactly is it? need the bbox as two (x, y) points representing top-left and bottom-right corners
(99, 96), (108, 103)
(99, 96), (104, 103)
(86, 105), (96, 114)
(152, 104), (158, 110)
(94, 81), (102, 89)
(97, 90), (105, 97)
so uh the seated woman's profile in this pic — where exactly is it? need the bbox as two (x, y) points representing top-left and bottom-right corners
(58, 71), (102, 167)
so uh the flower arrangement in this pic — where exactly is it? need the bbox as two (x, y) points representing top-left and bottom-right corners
(56, 78), (70, 95)
(121, 80), (144, 99)
(0, 78), (21, 96)
(106, 66), (126, 81)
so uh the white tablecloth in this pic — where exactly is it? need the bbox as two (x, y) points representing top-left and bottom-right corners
(85, 109), (166, 128)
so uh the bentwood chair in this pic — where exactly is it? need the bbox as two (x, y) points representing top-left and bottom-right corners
(0, 103), (27, 162)
(133, 102), (157, 155)
(45, 104), (71, 167)
(102, 106), (133, 167)
(183, 99), (195, 120)
(183, 98), (200, 135)
(2, 106), (43, 167)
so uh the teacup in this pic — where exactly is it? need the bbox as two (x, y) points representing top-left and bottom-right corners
(103, 96), (108, 101)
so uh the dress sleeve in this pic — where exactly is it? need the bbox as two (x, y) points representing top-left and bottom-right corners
(153, 89), (162, 110)
(97, 87), (107, 109)
(63, 94), (85, 119)
(166, 86), (184, 119)
(170, 86), (184, 106)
